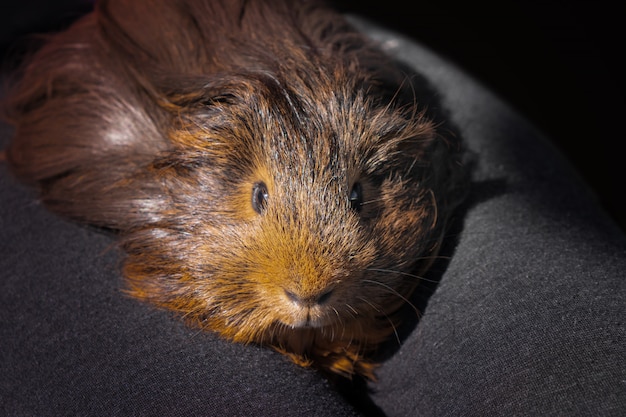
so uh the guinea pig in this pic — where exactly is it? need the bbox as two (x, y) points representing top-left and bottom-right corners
(4, 0), (465, 379)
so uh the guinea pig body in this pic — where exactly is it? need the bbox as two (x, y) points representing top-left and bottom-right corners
(5, 0), (464, 378)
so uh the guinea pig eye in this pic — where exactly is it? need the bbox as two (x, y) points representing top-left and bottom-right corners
(252, 181), (269, 214)
(349, 182), (363, 212)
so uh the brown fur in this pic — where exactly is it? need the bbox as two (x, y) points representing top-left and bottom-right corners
(4, 0), (464, 379)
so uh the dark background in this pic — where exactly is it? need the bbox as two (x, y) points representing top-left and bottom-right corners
(2, 0), (624, 231)
(333, 0), (625, 232)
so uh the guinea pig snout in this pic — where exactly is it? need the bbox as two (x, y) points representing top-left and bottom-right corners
(283, 287), (334, 307)
(278, 284), (338, 328)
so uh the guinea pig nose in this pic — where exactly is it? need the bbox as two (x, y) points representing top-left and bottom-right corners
(284, 288), (333, 306)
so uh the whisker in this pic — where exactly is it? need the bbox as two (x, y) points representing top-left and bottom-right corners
(428, 188), (438, 229)
(270, 320), (280, 341)
(330, 306), (347, 340)
(188, 320), (211, 340)
(322, 319), (335, 342)
(356, 296), (382, 313)
(387, 315), (401, 346)
(366, 267), (440, 284)
(344, 303), (359, 317)
(357, 296), (400, 346)
(362, 278), (420, 318)
(360, 197), (387, 206)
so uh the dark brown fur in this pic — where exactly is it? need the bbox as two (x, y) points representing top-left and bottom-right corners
(4, 0), (464, 378)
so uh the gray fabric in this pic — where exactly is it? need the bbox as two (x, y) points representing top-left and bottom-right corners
(1, 17), (625, 417)
(361, 22), (626, 417)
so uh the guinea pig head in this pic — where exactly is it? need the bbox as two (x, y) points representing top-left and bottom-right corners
(121, 69), (444, 376)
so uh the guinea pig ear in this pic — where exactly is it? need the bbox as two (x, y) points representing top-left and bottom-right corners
(156, 74), (245, 110)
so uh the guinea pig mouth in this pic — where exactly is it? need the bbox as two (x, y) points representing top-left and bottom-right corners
(279, 307), (332, 329)
(288, 319), (324, 329)
(276, 288), (338, 329)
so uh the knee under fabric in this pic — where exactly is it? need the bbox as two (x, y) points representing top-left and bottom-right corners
(1, 17), (624, 417)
